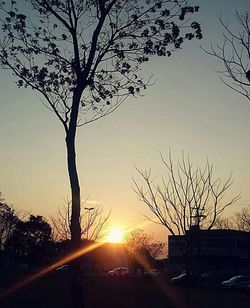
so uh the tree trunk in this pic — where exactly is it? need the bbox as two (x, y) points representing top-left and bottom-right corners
(66, 131), (85, 308)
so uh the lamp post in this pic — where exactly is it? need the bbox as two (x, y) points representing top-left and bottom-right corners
(84, 207), (94, 240)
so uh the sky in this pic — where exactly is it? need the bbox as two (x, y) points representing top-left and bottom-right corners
(0, 0), (250, 244)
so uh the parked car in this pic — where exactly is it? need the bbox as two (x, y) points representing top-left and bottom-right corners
(144, 269), (162, 277)
(221, 275), (250, 289)
(107, 267), (129, 277)
(170, 271), (203, 285)
(56, 264), (70, 272)
(170, 272), (198, 285)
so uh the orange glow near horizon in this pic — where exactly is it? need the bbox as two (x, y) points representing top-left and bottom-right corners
(104, 219), (158, 244)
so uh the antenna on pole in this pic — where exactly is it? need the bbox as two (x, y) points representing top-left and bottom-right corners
(190, 206), (206, 230)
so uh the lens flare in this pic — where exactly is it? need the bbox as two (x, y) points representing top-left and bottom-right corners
(0, 241), (104, 299)
(107, 228), (124, 243)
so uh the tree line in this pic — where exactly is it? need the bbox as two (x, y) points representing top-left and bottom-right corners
(0, 193), (109, 270)
(0, 192), (166, 272)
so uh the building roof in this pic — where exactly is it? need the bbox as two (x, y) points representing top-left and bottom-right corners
(169, 229), (250, 240)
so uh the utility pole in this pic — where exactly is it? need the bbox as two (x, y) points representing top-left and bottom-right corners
(190, 207), (206, 278)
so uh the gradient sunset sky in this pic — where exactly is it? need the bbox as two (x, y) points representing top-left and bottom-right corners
(0, 0), (250, 242)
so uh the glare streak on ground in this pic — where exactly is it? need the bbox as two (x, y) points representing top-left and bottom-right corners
(0, 241), (104, 300)
(0, 218), (155, 300)
(126, 246), (182, 308)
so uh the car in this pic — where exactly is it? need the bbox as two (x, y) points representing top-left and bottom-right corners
(144, 269), (162, 277)
(107, 267), (129, 277)
(56, 264), (70, 272)
(170, 272), (198, 285)
(221, 275), (250, 289)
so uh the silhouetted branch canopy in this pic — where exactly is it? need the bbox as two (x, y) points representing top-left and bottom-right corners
(133, 152), (241, 236)
(0, 0), (202, 127)
(125, 228), (165, 259)
(204, 7), (250, 100)
(49, 199), (110, 241)
(234, 205), (250, 232)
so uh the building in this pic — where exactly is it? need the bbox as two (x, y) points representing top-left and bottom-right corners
(168, 229), (250, 274)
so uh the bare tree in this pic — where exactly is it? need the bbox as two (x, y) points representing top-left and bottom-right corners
(133, 153), (240, 272)
(134, 153), (240, 234)
(213, 205), (250, 232)
(0, 1), (201, 306)
(50, 199), (110, 241)
(214, 216), (235, 230)
(126, 229), (165, 259)
(233, 205), (250, 232)
(125, 228), (165, 272)
(204, 7), (250, 100)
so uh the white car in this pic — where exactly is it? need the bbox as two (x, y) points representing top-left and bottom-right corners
(221, 275), (250, 289)
(107, 267), (129, 277)
(56, 265), (70, 272)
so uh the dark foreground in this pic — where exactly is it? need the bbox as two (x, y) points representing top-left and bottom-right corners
(0, 271), (250, 308)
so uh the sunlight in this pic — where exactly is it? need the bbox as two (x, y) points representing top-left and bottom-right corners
(107, 227), (124, 243)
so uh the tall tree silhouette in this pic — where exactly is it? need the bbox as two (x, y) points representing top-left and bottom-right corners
(0, 1), (201, 306)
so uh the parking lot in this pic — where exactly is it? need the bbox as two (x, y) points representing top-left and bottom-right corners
(1, 271), (250, 308)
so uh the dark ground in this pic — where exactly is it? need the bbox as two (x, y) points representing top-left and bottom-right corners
(0, 270), (250, 308)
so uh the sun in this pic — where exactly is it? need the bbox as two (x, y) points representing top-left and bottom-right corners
(107, 227), (124, 243)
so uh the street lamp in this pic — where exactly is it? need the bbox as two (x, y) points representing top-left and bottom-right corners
(84, 207), (94, 240)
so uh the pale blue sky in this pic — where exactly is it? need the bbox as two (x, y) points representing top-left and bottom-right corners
(0, 0), (250, 241)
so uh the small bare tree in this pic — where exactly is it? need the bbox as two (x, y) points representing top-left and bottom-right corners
(233, 205), (250, 232)
(214, 216), (235, 230)
(213, 205), (250, 232)
(133, 153), (240, 272)
(125, 229), (165, 272)
(204, 7), (250, 100)
(50, 199), (110, 242)
(126, 229), (165, 258)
